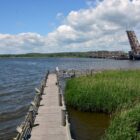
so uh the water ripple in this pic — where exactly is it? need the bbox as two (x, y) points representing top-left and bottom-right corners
(1, 58), (140, 139)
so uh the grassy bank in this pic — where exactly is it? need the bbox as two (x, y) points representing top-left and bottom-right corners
(103, 105), (140, 140)
(65, 70), (140, 139)
(65, 70), (140, 113)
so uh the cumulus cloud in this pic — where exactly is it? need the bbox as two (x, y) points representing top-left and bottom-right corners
(56, 12), (64, 21)
(0, 0), (140, 54)
(46, 0), (140, 52)
(86, 0), (103, 7)
(0, 33), (46, 54)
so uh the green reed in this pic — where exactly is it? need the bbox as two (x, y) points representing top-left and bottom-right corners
(103, 104), (140, 140)
(65, 70), (140, 140)
(65, 70), (140, 113)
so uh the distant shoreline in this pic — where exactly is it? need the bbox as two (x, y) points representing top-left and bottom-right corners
(0, 51), (128, 59)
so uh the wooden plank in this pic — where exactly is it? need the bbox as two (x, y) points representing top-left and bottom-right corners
(30, 74), (67, 140)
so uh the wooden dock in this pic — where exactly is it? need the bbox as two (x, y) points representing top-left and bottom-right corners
(30, 73), (68, 140)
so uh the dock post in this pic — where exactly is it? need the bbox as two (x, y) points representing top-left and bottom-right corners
(61, 107), (66, 126)
(58, 93), (62, 106)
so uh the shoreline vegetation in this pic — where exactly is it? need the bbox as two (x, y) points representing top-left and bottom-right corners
(0, 51), (128, 59)
(65, 70), (140, 140)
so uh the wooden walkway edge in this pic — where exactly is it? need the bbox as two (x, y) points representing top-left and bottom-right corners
(30, 73), (70, 140)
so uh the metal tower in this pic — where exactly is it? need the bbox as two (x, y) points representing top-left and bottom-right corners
(126, 31), (140, 60)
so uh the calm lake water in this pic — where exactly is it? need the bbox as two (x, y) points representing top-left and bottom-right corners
(1, 58), (140, 140)
(68, 107), (110, 140)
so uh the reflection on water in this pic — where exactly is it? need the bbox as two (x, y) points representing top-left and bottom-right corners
(68, 107), (110, 140)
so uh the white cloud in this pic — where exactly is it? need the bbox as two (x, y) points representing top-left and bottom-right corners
(0, 33), (46, 54)
(86, 0), (103, 7)
(46, 0), (140, 52)
(0, 0), (140, 54)
(56, 12), (64, 20)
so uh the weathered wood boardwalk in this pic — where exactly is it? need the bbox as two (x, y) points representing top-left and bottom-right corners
(30, 74), (67, 140)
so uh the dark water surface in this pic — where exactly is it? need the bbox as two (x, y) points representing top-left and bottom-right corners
(68, 107), (110, 140)
(1, 58), (140, 140)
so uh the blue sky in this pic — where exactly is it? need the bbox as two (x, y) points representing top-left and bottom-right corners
(0, 0), (88, 35)
(0, 0), (140, 54)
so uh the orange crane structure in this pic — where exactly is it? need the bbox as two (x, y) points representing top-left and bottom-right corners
(126, 31), (140, 60)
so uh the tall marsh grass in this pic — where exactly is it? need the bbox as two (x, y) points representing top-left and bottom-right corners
(103, 104), (140, 140)
(65, 70), (140, 113)
(65, 70), (140, 139)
